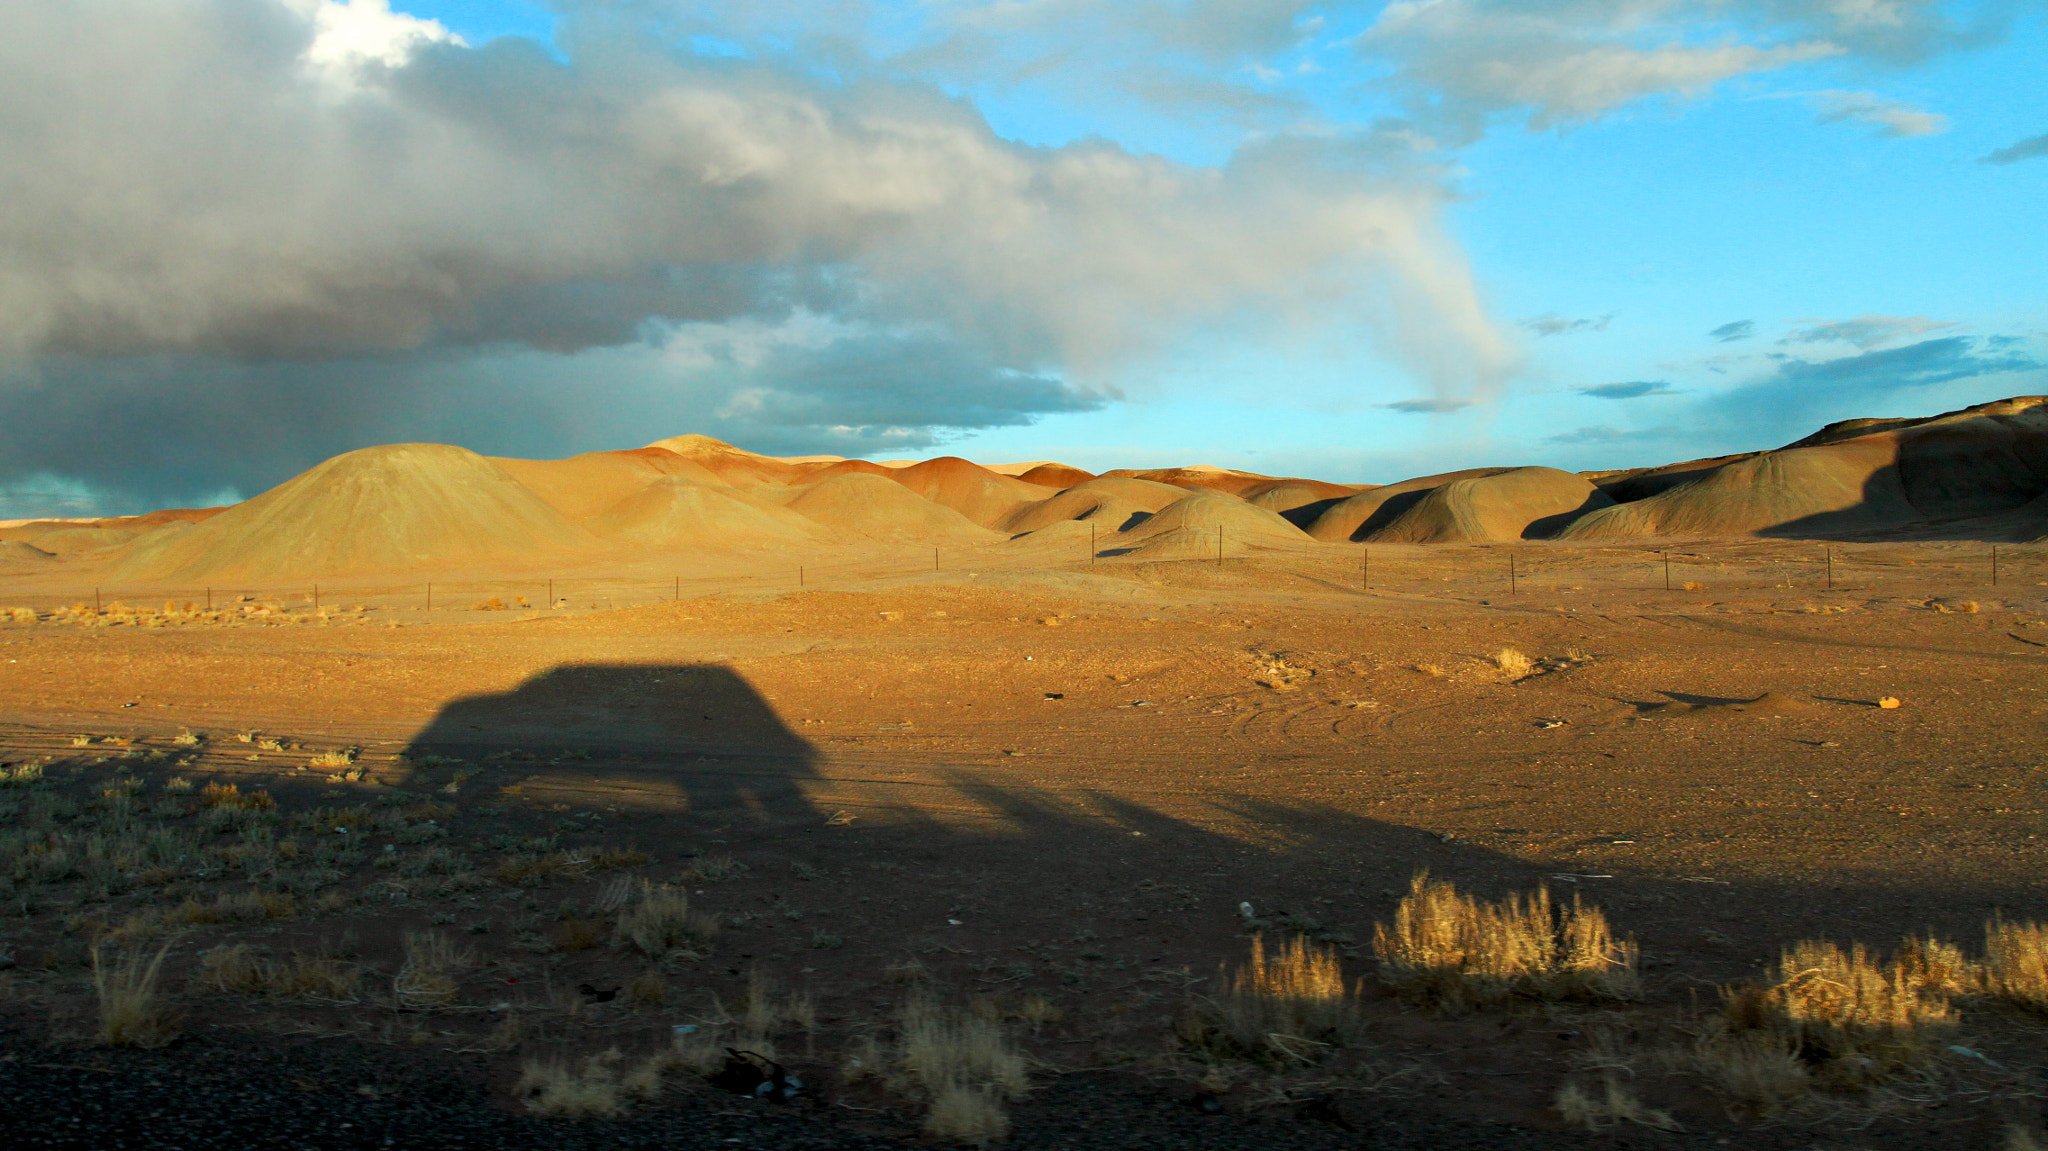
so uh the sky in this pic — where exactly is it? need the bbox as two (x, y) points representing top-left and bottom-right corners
(1, 0), (2044, 516)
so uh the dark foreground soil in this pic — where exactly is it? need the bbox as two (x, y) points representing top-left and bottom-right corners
(1, 1024), (2015, 1151)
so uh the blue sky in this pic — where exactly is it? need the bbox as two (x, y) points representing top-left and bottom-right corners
(1, 0), (2043, 514)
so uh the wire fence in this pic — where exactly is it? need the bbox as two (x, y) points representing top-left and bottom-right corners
(0, 539), (2039, 623)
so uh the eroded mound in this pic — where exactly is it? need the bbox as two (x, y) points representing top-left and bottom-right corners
(109, 443), (596, 581)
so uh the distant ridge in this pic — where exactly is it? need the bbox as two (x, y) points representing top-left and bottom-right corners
(20, 395), (2042, 581)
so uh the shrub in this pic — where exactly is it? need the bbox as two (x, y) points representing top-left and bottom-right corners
(1372, 873), (1638, 1010)
(393, 931), (469, 1010)
(94, 943), (181, 1048)
(1188, 934), (1357, 1063)
(612, 880), (717, 958)
(515, 1050), (625, 1117)
(1722, 939), (1955, 1089)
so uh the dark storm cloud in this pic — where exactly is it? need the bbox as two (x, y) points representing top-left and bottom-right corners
(0, 0), (1521, 510)
(1578, 381), (1678, 399)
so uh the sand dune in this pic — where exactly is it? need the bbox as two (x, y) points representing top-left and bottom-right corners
(1306, 468), (1516, 542)
(0, 540), (56, 567)
(642, 434), (808, 486)
(1565, 397), (2048, 540)
(1560, 439), (1908, 540)
(884, 457), (1048, 528)
(22, 395), (2048, 584)
(783, 473), (995, 541)
(493, 448), (726, 522)
(1015, 463), (1095, 488)
(1366, 467), (1614, 544)
(1106, 490), (1308, 556)
(1099, 465), (1274, 496)
(22, 526), (140, 556)
(1002, 477), (1190, 536)
(589, 477), (827, 549)
(108, 443), (595, 581)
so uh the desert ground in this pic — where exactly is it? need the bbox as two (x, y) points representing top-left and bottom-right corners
(3, 535), (2047, 1149)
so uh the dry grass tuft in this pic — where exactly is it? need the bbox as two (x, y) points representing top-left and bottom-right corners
(308, 746), (359, 768)
(899, 993), (1030, 1145)
(2, 606), (38, 623)
(515, 1049), (625, 1117)
(1189, 934), (1357, 1063)
(1492, 648), (1535, 677)
(1983, 918), (2048, 1011)
(924, 1081), (1011, 1146)
(199, 943), (359, 1001)
(1372, 872), (1638, 1010)
(200, 782), (274, 810)
(1721, 939), (1955, 1089)
(1554, 1075), (1680, 1131)
(1672, 1024), (1809, 1115)
(94, 942), (181, 1048)
(612, 879), (718, 959)
(393, 931), (470, 1010)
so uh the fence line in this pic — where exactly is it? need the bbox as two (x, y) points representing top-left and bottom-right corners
(0, 539), (2039, 621)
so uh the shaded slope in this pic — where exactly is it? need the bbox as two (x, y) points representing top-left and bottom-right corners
(1003, 478), (1190, 536)
(1367, 468), (1614, 544)
(1307, 468), (1516, 542)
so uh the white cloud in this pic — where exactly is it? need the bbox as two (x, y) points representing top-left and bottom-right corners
(1350, 0), (2006, 140)
(1807, 89), (1948, 136)
(282, 0), (460, 75)
(1782, 314), (1957, 348)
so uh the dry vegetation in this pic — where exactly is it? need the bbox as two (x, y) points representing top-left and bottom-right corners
(1372, 873), (1639, 1010)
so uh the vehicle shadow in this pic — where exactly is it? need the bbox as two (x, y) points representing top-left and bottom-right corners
(398, 661), (2048, 992)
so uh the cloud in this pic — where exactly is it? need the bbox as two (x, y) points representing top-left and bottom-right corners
(0, 320), (1110, 513)
(1352, 0), (2012, 142)
(1578, 381), (1678, 399)
(1382, 398), (1475, 414)
(1982, 131), (2048, 165)
(1523, 312), (1613, 337)
(1699, 335), (2043, 436)
(1710, 320), (1756, 342)
(1806, 90), (1948, 137)
(1782, 314), (1957, 349)
(1547, 424), (1677, 444)
(0, 0), (1518, 508)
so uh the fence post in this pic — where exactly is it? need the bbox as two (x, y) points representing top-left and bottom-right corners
(313, 584), (319, 611)
(205, 587), (211, 611)
(1362, 547), (1370, 590)
(674, 575), (680, 602)
(1090, 524), (1096, 564)
(933, 546), (939, 573)
(1993, 545), (2000, 587)
(1508, 551), (1517, 595)
(1826, 549), (1834, 590)
(1662, 552), (1670, 592)
(1216, 525), (1223, 567)
(426, 582), (432, 611)
(95, 587), (101, 614)
(799, 566), (805, 587)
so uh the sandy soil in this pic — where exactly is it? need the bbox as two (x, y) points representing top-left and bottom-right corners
(2, 549), (2045, 1146)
